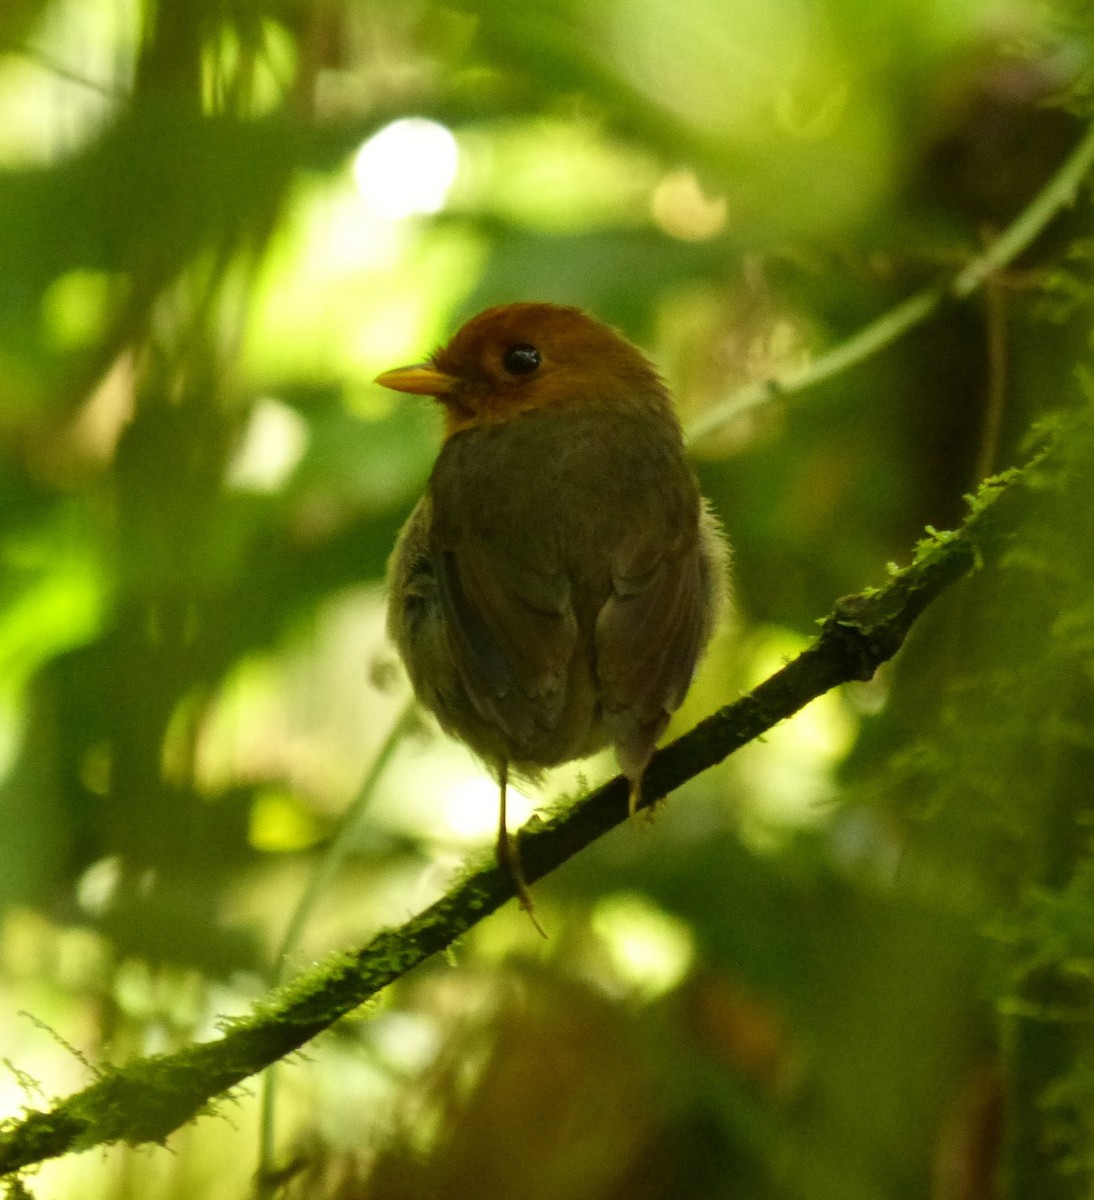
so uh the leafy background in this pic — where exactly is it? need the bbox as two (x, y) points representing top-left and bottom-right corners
(1, 0), (1094, 1196)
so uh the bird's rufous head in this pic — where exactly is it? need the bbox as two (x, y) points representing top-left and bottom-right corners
(375, 302), (672, 436)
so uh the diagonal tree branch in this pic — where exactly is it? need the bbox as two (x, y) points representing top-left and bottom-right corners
(0, 463), (1032, 1179)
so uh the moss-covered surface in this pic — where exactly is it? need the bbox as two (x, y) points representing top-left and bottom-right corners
(0, 462), (1033, 1179)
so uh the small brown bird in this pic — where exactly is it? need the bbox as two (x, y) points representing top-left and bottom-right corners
(378, 303), (728, 924)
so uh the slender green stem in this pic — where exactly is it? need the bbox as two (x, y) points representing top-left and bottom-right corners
(254, 698), (417, 1198)
(14, 45), (128, 97)
(951, 120), (1094, 298)
(686, 121), (1094, 445)
(268, 699), (418, 982)
(685, 290), (941, 441)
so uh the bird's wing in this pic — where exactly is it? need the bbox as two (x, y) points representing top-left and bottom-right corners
(423, 435), (582, 758)
(434, 534), (578, 748)
(388, 491), (578, 762)
(595, 499), (728, 779)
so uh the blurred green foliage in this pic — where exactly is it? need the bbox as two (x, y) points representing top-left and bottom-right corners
(1, 0), (1094, 1197)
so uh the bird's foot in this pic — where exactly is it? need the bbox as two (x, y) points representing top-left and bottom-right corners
(627, 775), (663, 824)
(497, 828), (547, 938)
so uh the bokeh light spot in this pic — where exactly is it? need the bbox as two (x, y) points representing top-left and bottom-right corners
(442, 773), (534, 842)
(592, 891), (695, 999)
(652, 168), (728, 240)
(353, 118), (459, 219)
(227, 397), (309, 493)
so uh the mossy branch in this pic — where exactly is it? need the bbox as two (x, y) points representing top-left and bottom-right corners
(0, 463), (1032, 1179)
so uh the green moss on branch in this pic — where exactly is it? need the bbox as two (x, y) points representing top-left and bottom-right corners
(0, 463), (1029, 1180)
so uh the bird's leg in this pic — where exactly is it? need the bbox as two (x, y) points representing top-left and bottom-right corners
(627, 772), (643, 819)
(495, 763), (547, 937)
(619, 737), (659, 821)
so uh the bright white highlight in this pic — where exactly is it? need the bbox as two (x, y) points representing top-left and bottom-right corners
(352, 118), (459, 219)
(227, 397), (308, 493)
(442, 773), (534, 842)
(371, 1011), (441, 1074)
(77, 855), (122, 916)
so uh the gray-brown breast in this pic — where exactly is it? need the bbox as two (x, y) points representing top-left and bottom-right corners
(389, 402), (723, 773)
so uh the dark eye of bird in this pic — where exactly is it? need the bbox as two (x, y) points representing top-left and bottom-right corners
(502, 344), (541, 376)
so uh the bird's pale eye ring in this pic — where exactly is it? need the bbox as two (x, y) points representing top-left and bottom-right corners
(502, 344), (541, 375)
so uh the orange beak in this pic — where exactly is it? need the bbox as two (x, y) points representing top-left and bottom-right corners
(374, 363), (458, 397)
